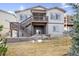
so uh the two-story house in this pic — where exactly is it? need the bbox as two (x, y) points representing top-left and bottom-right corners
(0, 10), (17, 37)
(10, 6), (66, 37)
(64, 14), (74, 32)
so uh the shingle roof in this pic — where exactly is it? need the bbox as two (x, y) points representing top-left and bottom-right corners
(15, 6), (66, 13)
(0, 10), (17, 17)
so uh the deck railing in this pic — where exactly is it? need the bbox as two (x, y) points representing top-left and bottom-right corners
(32, 16), (48, 21)
(21, 16), (48, 27)
(64, 20), (74, 25)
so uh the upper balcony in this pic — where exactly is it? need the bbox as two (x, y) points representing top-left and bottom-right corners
(21, 16), (48, 27)
(32, 16), (48, 22)
(64, 16), (74, 26)
(64, 19), (74, 26)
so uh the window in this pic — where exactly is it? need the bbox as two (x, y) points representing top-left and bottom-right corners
(53, 26), (59, 32)
(25, 15), (27, 19)
(50, 13), (55, 19)
(50, 13), (61, 20)
(56, 14), (60, 20)
(53, 26), (56, 32)
(20, 14), (23, 20)
(20, 14), (27, 20)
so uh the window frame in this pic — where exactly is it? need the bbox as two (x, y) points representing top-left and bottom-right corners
(53, 26), (59, 32)
(20, 14), (27, 21)
(50, 13), (61, 20)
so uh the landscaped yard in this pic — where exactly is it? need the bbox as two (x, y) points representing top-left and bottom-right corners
(6, 36), (72, 56)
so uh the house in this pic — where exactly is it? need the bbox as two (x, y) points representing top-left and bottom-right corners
(0, 10), (17, 37)
(64, 14), (74, 32)
(2, 6), (65, 37)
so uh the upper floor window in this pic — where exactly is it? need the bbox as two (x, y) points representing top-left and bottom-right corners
(20, 14), (27, 21)
(56, 14), (60, 19)
(50, 13), (61, 20)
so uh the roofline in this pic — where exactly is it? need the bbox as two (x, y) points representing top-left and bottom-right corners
(48, 7), (66, 13)
(15, 5), (47, 13)
(15, 8), (30, 13)
(0, 10), (17, 17)
(31, 5), (47, 10)
(15, 6), (66, 13)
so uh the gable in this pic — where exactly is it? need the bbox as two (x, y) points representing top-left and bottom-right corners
(32, 7), (45, 10)
(48, 7), (66, 13)
(52, 9), (65, 14)
(31, 6), (47, 10)
(15, 6), (47, 13)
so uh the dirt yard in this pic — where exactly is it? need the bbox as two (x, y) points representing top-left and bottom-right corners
(6, 37), (72, 56)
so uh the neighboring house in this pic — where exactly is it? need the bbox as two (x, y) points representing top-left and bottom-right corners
(9, 6), (65, 37)
(0, 10), (17, 37)
(64, 14), (74, 32)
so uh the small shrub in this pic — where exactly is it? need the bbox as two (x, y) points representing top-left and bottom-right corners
(0, 37), (7, 56)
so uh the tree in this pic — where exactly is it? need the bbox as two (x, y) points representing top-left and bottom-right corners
(0, 25), (3, 32)
(67, 3), (79, 56)
(0, 25), (7, 56)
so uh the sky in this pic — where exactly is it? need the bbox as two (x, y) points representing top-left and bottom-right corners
(0, 3), (75, 15)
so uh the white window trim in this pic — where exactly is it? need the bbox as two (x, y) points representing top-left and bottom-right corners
(50, 13), (61, 20)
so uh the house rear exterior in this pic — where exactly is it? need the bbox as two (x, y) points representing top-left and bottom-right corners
(9, 6), (66, 37)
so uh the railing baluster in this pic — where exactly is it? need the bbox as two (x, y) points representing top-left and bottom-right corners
(21, 16), (48, 27)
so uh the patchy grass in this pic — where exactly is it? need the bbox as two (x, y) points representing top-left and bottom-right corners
(6, 37), (72, 56)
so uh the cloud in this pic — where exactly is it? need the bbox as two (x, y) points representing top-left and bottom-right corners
(19, 5), (24, 10)
(65, 11), (76, 15)
(61, 3), (71, 8)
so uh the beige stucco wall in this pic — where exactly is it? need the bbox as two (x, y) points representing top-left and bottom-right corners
(46, 9), (64, 36)
(15, 10), (32, 22)
(0, 11), (17, 36)
(46, 9), (64, 23)
(47, 24), (64, 36)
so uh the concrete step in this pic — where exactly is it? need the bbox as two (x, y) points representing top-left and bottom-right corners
(6, 35), (49, 43)
(6, 37), (33, 43)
